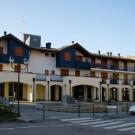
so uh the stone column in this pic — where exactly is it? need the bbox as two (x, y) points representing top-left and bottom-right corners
(118, 87), (122, 101)
(129, 86), (133, 101)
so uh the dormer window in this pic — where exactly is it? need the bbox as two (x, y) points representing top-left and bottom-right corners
(0, 47), (3, 55)
(15, 47), (23, 56)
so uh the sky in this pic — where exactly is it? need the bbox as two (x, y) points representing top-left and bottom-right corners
(0, 0), (135, 56)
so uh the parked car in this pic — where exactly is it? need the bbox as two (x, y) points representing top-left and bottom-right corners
(129, 104), (135, 115)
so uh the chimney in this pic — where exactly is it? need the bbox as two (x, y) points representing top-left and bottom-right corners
(118, 53), (120, 57)
(110, 52), (112, 56)
(46, 42), (51, 49)
(4, 31), (7, 36)
(71, 41), (74, 44)
(107, 52), (109, 56)
(98, 50), (101, 55)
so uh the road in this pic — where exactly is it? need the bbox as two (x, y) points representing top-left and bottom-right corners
(0, 117), (135, 135)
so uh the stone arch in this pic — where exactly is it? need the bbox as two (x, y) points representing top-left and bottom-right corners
(50, 85), (62, 101)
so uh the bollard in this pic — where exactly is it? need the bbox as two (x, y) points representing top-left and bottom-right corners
(43, 104), (45, 120)
(92, 103), (95, 117)
(127, 103), (128, 114)
(105, 105), (108, 116)
(116, 102), (119, 115)
(78, 104), (80, 118)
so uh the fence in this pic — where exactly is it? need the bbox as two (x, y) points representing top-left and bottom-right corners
(0, 96), (9, 107)
(33, 102), (135, 120)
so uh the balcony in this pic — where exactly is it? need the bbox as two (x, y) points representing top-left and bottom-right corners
(0, 54), (9, 63)
(75, 61), (90, 70)
(50, 75), (63, 82)
(91, 63), (135, 72)
(36, 73), (46, 81)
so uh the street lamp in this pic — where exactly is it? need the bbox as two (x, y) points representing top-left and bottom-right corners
(9, 56), (29, 117)
(69, 80), (72, 97)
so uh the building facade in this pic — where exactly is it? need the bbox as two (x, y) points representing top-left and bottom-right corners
(0, 33), (135, 102)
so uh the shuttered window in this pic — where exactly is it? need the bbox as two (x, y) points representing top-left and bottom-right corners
(0, 47), (3, 55)
(15, 47), (23, 56)
(61, 69), (69, 76)
(64, 52), (71, 61)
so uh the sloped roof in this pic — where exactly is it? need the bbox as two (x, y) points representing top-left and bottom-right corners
(0, 33), (31, 49)
(58, 43), (91, 56)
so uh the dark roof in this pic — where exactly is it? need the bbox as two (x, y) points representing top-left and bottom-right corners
(30, 47), (59, 53)
(58, 43), (91, 57)
(91, 53), (135, 62)
(0, 33), (31, 49)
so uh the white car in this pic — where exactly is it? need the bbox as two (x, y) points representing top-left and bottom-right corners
(129, 104), (135, 115)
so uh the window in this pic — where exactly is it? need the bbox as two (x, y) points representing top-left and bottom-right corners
(15, 47), (23, 56)
(76, 56), (82, 62)
(51, 53), (55, 57)
(64, 52), (71, 61)
(0, 64), (3, 71)
(51, 70), (55, 75)
(15, 65), (20, 72)
(61, 69), (69, 76)
(45, 53), (49, 56)
(90, 71), (95, 77)
(75, 70), (80, 76)
(45, 70), (49, 75)
(0, 47), (3, 55)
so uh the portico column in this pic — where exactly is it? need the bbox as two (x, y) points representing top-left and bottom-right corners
(129, 86), (133, 101)
(118, 88), (122, 101)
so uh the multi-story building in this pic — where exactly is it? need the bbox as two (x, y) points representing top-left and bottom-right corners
(0, 32), (135, 102)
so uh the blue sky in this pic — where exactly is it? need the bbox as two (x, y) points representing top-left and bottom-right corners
(0, 0), (135, 56)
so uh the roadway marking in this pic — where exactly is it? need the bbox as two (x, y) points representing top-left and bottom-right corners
(71, 119), (101, 124)
(105, 123), (135, 129)
(0, 124), (64, 131)
(79, 120), (114, 126)
(92, 121), (123, 127)
(61, 117), (91, 122)
(118, 126), (135, 131)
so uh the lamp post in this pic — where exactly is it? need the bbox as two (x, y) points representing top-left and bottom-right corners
(69, 80), (72, 96)
(9, 56), (29, 117)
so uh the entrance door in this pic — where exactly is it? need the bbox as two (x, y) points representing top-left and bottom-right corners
(0, 83), (4, 96)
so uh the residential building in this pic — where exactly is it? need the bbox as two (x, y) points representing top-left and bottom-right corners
(0, 32), (135, 102)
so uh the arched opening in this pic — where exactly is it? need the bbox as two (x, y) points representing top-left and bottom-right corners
(122, 88), (129, 101)
(110, 87), (118, 101)
(50, 85), (62, 101)
(0, 83), (4, 97)
(133, 89), (135, 101)
(102, 87), (106, 102)
(72, 85), (98, 102)
(1, 82), (32, 101)
(36, 84), (45, 101)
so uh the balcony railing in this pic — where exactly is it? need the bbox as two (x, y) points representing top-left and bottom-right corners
(50, 75), (63, 82)
(101, 78), (135, 85)
(91, 63), (135, 72)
